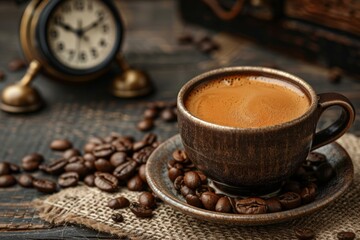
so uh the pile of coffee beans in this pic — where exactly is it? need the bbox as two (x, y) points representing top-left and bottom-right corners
(167, 150), (336, 214)
(177, 33), (220, 54)
(0, 132), (161, 220)
(137, 101), (177, 132)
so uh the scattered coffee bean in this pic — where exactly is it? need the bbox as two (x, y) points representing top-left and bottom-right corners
(137, 119), (154, 132)
(235, 197), (267, 214)
(300, 183), (317, 204)
(265, 197), (282, 213)
(294, 227), (315, 240)
(215, 196), (232, 213)
(58, 172), (79, 188)
(84, 160), (96, 172)
(93, 144), (114, 158)
(133, 141), (147, 152)
(130, 202), (153, 218)
(160, 108), (177, 122)
(337, 231), (356, 240)
(113, 160), (138, 180)
(0, 162), (11, 175)
(328, 67), (343, 84)
(63, 149), (81, 159)
(172, 150), (187, 163)
(65, 159), (88, 177)
(180, 185), (195, 197)
(33, 179), (57, 193)
(278, 192), (302, 210)
(40, 158), (68, 175)
(17, 174), (34, 188)
(112, 139), (133, 153)
(168, 167), (183, 182)
(94, 172), (118, 192)
(111, 213), (124, 223)
(84, 143), (97, 153)
(88, 136), (104, 145)
(84, 174), (95, 187)
(133, 146), (154, 164)
(127, 175), (144, 191)
(95, 158), (114, 173)
(143, 108), (158, 119)
(173, 175), (184, 191)
(50, 139), (73, 151)
(186, 194), (203, 208)
(8, 58), (26, 71)
(315, 162), (335, 183)
(110, 152), (127, 167)
(9, 163), (20, 173)
(139, 192), (156, 208)
(200, 191), (220, 211)
(83, 153), (96, 162)
(138, 164), (147, 182)
(108, 196), (130, 209)
(21, 153), (44, 172)
(184, 171), (201, 189)
(0, 175), (17, 188)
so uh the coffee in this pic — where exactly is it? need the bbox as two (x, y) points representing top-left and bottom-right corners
(185, 75), (310, 128)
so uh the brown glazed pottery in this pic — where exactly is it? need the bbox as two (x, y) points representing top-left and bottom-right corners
(177, 67), (355, 195)
(146, 134), (354, 225)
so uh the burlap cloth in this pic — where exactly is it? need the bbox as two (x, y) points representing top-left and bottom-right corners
(33, 134), (360, 240)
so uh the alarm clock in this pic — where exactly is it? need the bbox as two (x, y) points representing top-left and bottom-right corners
(0, 0), (152, 113)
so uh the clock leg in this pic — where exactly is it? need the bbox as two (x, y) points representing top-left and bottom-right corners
(111, 54), (153, 98)
(0, 60), (44, 113)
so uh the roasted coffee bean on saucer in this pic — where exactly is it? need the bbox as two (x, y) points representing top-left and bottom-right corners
(235, 198), (267, 214)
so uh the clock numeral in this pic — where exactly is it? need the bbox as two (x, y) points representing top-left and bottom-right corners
(91, 48), (98, 58)
(79, 52), (87, 62)
(49, 29), (58, 39)
(102, 25), (109, 33)
(57, 42), (65, 52)
(68, 50), (75, 61)
(99, 39), (107, 47)
(74, 0), (84, 11)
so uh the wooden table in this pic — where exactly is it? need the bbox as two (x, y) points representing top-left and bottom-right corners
(0, 1), (359, 239)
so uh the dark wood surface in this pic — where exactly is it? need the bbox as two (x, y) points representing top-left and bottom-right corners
(0, 0), (359, 239)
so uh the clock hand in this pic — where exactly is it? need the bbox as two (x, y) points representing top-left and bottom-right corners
(82, 16), (104, 33)
(55, 20), (77, 33)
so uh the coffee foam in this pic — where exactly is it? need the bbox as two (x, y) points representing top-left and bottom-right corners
(185, 75), (310, 128)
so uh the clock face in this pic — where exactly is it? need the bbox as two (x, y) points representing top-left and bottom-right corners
(45, 0), (119, 70)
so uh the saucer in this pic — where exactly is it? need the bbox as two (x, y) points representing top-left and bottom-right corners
(146, 134), (354, 226)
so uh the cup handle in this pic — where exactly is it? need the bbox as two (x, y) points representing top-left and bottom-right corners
(311, 93), (355, 150)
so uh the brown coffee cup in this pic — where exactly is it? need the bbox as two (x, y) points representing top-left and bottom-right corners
(177, 67), (355, 196)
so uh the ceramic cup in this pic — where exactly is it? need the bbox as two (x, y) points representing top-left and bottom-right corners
(177, 67), (355, 196)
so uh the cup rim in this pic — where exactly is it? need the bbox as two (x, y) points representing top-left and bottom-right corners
(177, 66), (318, 132)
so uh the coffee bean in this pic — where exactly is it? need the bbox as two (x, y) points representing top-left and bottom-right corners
(33, 179), (57, 193)
(95, 159), (114, 173)
(17, 174), (34, 188)
(40, 158), (68, 175)
(83, 143), (97, 153)
(185, 194), (203, 208)
(65, 159), (88, 177)
(139, 192), (156, 208)
(283, 180), (302, 194)
(278, 192), (302, 210)
(137, 119), (154, 132)
(168, 167), (183, 182)
(172, 150), (187, 163)
(161, 108), (177, 122)
(306, 152), (326, 165)
(167, 159), (184, 170)
(177, 33), (194, 45)
(337, 231), (356, 240)
(111, 213), (124, 223)
(180, 185), (195, 197)
(0, 70), (5, 81)
(110, 152), (127, 167)
(143, 108), (158, 119)
(142, 133), (157, 146)
(88, 136), (104, 145)
(108, 196), (130, 209)
(0, 162), (11, 175)
(127, 175), (144, 191)
(50, 139), (73, 151)
(84, 153), (96, 162)
(0, 175), (17, 187)
(328, 67), (343, 84)
(130, 202), (153, 218)
(184, 171), (201, 189)
(195, 185), (215, 198)
(84, 174), (95, 187)
(94, 172), (118, 192)
(138, 164), (147, 182)
(8, 58), (26, 71)
(104, 135), (117, 143)
(63, 149), (81, 159)
(215, 196), (232, 213)
(133, 141), (148, 152)
(113, 160), (138, 180)
(133, 146), (154, 164)
(300, 183), (317, 204)
(294, 227), (315, 240)
(200, 191), (220, 211)
(195, 171), (207, 184)
(21, 153), (44, 172)
(173, 175), (184, 191)
(84, 160), (96, 172)
(235, 197), (267, 214)
(265, 197), (282, 213)
(58, 172), (79, 188)
(93, 144), (115, 158)
(112, 139), (133, 153)
(315, 162), (335, 183)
